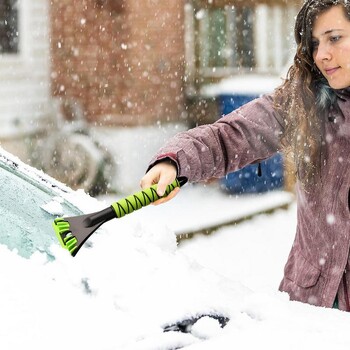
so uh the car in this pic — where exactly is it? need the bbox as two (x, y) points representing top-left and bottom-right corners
(0, 147), (236, 349)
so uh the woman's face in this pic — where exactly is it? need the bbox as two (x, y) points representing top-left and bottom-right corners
(312, 5), (350, 89)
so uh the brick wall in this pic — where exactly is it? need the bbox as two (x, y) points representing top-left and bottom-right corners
(50, 0), (186, 126)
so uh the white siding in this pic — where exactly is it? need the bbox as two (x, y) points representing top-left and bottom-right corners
(0, 0), (51, 138)
(254, 4), (297, 74)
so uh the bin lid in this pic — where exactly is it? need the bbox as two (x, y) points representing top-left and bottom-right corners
(201, 74), (283, 98)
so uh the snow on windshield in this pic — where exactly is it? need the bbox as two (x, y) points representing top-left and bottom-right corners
(1, 198), (350, 349)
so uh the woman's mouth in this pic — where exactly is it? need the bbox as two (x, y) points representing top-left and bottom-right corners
(325, 67), (340, 75)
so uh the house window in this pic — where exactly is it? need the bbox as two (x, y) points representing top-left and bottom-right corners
(185, 1), (298, 89)
(0, 0), (19, 54)
(196, 6), (255, 71)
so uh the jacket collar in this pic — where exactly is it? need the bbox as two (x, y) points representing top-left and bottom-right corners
(335, 87), (350, 101)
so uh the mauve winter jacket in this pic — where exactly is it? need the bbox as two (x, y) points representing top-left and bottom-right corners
(149, 89), (350, 311)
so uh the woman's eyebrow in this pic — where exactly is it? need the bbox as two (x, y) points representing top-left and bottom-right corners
(312, 28), (344, 39)
(321, 28), (344, 35)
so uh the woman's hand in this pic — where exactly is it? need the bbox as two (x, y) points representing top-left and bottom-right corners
(140, 161), (180, 205)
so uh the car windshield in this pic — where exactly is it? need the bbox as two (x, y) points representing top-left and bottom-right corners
(0, 159), (82, 259)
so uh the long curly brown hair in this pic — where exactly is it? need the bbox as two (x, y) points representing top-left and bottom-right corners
(275, 0), (350, 185)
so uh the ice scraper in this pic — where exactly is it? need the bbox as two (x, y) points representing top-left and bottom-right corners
(53, 178), (184, 257)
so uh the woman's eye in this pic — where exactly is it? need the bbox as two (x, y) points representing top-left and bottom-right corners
(330, 35), (341, 43)
(312, 40), (319, 51)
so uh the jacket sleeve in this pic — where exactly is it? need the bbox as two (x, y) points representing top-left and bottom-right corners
(149, 93), (285, 183)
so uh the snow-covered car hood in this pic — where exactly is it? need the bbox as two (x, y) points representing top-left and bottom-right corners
(0, 147), (248, 349)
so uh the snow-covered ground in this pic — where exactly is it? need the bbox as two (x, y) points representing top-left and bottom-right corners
(2, 177), (350, 350)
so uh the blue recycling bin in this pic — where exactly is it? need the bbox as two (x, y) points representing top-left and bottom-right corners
(219, 94), (284, 194)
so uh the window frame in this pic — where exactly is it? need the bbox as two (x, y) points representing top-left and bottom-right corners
(184, 0), (298, 95)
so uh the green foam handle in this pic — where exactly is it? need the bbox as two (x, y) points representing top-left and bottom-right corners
(111, 179), (180, 218)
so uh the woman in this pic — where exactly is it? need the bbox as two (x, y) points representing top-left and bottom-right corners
(140, 0), (350, 311)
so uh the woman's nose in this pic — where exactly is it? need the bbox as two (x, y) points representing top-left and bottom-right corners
(314, 43), (332, 62)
